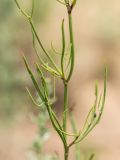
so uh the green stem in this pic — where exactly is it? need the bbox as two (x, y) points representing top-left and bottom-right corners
(64, 147), (69, 160)
(63, 82), (68, 135)
(67, 14), (75, 82)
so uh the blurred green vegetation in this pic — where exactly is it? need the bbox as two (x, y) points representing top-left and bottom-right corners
(0, 0), (52, 124)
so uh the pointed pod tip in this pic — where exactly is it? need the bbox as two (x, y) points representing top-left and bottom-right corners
(103, 64), (107, 74)
(22, 53), (27, 61)
(22, 55), (27, 65)
(95, 80), (98, 96)
(62, 19), (65, 27)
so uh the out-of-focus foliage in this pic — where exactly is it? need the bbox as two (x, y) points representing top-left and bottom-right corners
(0, 0), (13, 21)
(0, 0), (52, 123)
(32, 1), (52, 23)
(27, 79), (59, 160)
(0, 0), (22, 122)
(28, 109), (59, 160)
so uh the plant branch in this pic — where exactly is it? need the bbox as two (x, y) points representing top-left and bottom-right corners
(67, 14), (75, 81)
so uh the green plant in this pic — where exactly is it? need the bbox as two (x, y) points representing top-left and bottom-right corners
(14, 0), (107, 160)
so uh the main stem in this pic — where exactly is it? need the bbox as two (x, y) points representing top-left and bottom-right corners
(63, 7), (75, 159)
(63, 82), (68, 134)
(64, 147), (69, 160)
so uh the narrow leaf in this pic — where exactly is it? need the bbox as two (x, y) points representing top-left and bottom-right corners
(61, 19), (66, 77)
(31, 0), (35, 18)
(14, 0), (20, 9)
(26, 87), (44, 107)
(23, 55), (44, 101)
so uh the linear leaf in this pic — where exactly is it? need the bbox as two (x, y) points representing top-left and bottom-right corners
(23, 55), (44, 101)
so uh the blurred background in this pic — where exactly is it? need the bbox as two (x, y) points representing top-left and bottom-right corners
(0, 0), (120, 160)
